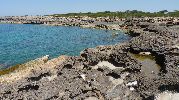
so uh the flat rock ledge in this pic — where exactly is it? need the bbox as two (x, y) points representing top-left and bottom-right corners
(0, 20), (179, 100)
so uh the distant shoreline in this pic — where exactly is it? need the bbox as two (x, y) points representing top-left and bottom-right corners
(0, 16), (179, 99)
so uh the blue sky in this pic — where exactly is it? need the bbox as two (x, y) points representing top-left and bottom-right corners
(1, 0), (179, 16)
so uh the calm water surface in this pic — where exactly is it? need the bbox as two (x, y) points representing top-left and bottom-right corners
(0, 24), (131, 69)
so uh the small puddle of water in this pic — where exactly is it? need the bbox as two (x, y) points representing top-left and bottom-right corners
(129, 53), (161, 77)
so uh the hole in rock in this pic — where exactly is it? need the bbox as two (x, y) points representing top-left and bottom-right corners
(58, 72), (63, 76)
(28, 72), (51, 81)
(122, 68), (140, 73)
(81, 53), (87, 59)
(90, 61), (99, 66)
(18, 85), (39, 92)
(108, 58), (122, 67)
(65, 89), (69, 92)
(4, 91), (11, 94)
(128, 48), (166, 76)
(63, 64), (73, 69)
(97, 68), (104, 72)
(129, 52), (161, 77)
(106, 72), (121, 79)
(158, 84), (179, 92)
(154, 53), (167, 73)
(82, 90), (89, 94)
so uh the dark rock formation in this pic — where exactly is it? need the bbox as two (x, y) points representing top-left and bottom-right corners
(0, 18), (179, 100)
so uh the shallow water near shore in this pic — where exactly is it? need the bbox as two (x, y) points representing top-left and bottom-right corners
(130, 53), (161, 77)
(0, 24), (131, 69)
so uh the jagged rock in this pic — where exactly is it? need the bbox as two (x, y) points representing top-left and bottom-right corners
(0, 18), (179, 100)
(155, 92), (179, 100)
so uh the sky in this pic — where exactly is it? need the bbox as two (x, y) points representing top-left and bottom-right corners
(1, 0), (179, 16)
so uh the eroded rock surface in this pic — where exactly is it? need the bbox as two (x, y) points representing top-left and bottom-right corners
(0, 20), (179, 100)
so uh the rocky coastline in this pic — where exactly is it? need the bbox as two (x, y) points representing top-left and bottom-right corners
(0, 17), (179, 99)
(1, 16), (179, 31)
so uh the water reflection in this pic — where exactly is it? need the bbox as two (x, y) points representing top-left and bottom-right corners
(129, 52), (161, 78)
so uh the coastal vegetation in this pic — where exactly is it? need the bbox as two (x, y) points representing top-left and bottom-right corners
(51, 10), (179, 18)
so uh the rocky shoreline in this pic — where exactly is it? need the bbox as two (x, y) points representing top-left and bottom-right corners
(1, 16), (179, 31)
(0, 18), (179, 99)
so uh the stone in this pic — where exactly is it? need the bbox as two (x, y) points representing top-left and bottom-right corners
(155, 92), (179, 100)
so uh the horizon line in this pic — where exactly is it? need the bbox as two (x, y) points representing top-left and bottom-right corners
(1, 9), (179, 17)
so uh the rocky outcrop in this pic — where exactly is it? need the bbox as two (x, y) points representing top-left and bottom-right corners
(1, 16), (179, 31)
(0, 19), (179, 100)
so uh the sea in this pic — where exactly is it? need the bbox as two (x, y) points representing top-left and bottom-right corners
(0, 24), (131, 69)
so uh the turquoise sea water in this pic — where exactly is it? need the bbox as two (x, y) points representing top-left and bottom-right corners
(0, 24), (131, 69)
